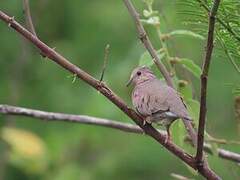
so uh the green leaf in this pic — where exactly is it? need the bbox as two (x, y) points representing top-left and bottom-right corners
(143, 10), (152, 17)
(233, 86), (240, 96)
(169, 30), (205, 40)
(177, 81), (200, 124)
(171, 120), (185, 147)
(143, 0), (154, 6)
(139, 51), (165, 67)
(143, 10), (159, 18)
(205, 132), (219, 157)
(139, 51), (154, 67)
(186, 99), (200, 124)
(178, 80), (192, 100)
(179, 58), (202, 78)
(141, 16), (160, 26)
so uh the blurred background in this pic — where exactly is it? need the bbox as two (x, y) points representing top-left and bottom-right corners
(0, 0), (239, 179)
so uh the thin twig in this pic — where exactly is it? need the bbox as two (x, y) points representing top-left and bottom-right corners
(100, 44), (110, 82)
(196, 0), (221, 168)
(0, 2), (34, 177)
(217, 34), (240, 73)
(155, 25), (175, 75)
(123, 0), (174, 87)
(206, 132), (240, 145)
(0, 104), (239, 163)
(22, 0), (36, 36)
(0, 10), (220, 179)
(235, 96), (240, 136)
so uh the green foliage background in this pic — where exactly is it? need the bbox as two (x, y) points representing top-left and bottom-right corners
(0, 0), (239, 179)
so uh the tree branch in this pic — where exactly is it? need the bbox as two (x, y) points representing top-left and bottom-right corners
(22, 0), (36, 36)
(1, 104), (239, 163)
(196, 0), (221, 167)
(122, 0), (174, 87)
(204, 144), (240, 163)
(0, 9), (220, 179)
(0, 104), (144, 134)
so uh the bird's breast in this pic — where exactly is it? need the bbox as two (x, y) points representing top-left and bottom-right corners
(132, 87), (152, 116)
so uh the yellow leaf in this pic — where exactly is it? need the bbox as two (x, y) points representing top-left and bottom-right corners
(1, 127), (48, 174)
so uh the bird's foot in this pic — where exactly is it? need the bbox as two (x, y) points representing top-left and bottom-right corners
(145, 116), (152, 124)
(143, 120), (146, 126)
(164, 126), (172, 144)
(143, 116), (152, 126)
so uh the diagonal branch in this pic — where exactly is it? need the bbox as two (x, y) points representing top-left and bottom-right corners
(0, 10), (220, 179)
(122, 0), (174, 88)
(196, 0), (221, 167)
(1, 104), (239, 163)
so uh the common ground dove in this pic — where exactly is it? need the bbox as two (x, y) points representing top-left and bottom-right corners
(127, 66), (192, 141)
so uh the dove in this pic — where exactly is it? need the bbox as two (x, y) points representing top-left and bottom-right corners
(127, 66), (192, 142)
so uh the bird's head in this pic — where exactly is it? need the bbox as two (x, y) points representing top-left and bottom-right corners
(126, 66), (156, 87)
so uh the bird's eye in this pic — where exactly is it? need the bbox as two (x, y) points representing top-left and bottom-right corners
(137, 71), (141, 76)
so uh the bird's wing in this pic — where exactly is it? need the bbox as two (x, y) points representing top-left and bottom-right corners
(143, 80), (170, 114)
(146, 80), (191, 120)
(132, 79), (191, 120)
(164, 85), (191, 120)
(132, 81), (169, 116)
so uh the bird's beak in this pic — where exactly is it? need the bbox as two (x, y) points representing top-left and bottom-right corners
(126, 77), (133, 87)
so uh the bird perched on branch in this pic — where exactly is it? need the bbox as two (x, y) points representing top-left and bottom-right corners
(127, 66), (192, 142)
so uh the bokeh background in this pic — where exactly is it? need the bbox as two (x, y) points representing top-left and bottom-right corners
(0, 0), (239, 179)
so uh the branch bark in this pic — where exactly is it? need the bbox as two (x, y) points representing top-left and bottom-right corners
(0, 104), (144, 134)
(0, 9), (220, 179)
(0, 104), (240, 163)
(196, 0), (221, 168)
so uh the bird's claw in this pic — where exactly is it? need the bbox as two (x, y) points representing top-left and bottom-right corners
(143, 120), (146, 126)
(142, 117), (152, 126)
(146, 117), (152, 124)
(164, 136), (168, 144)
